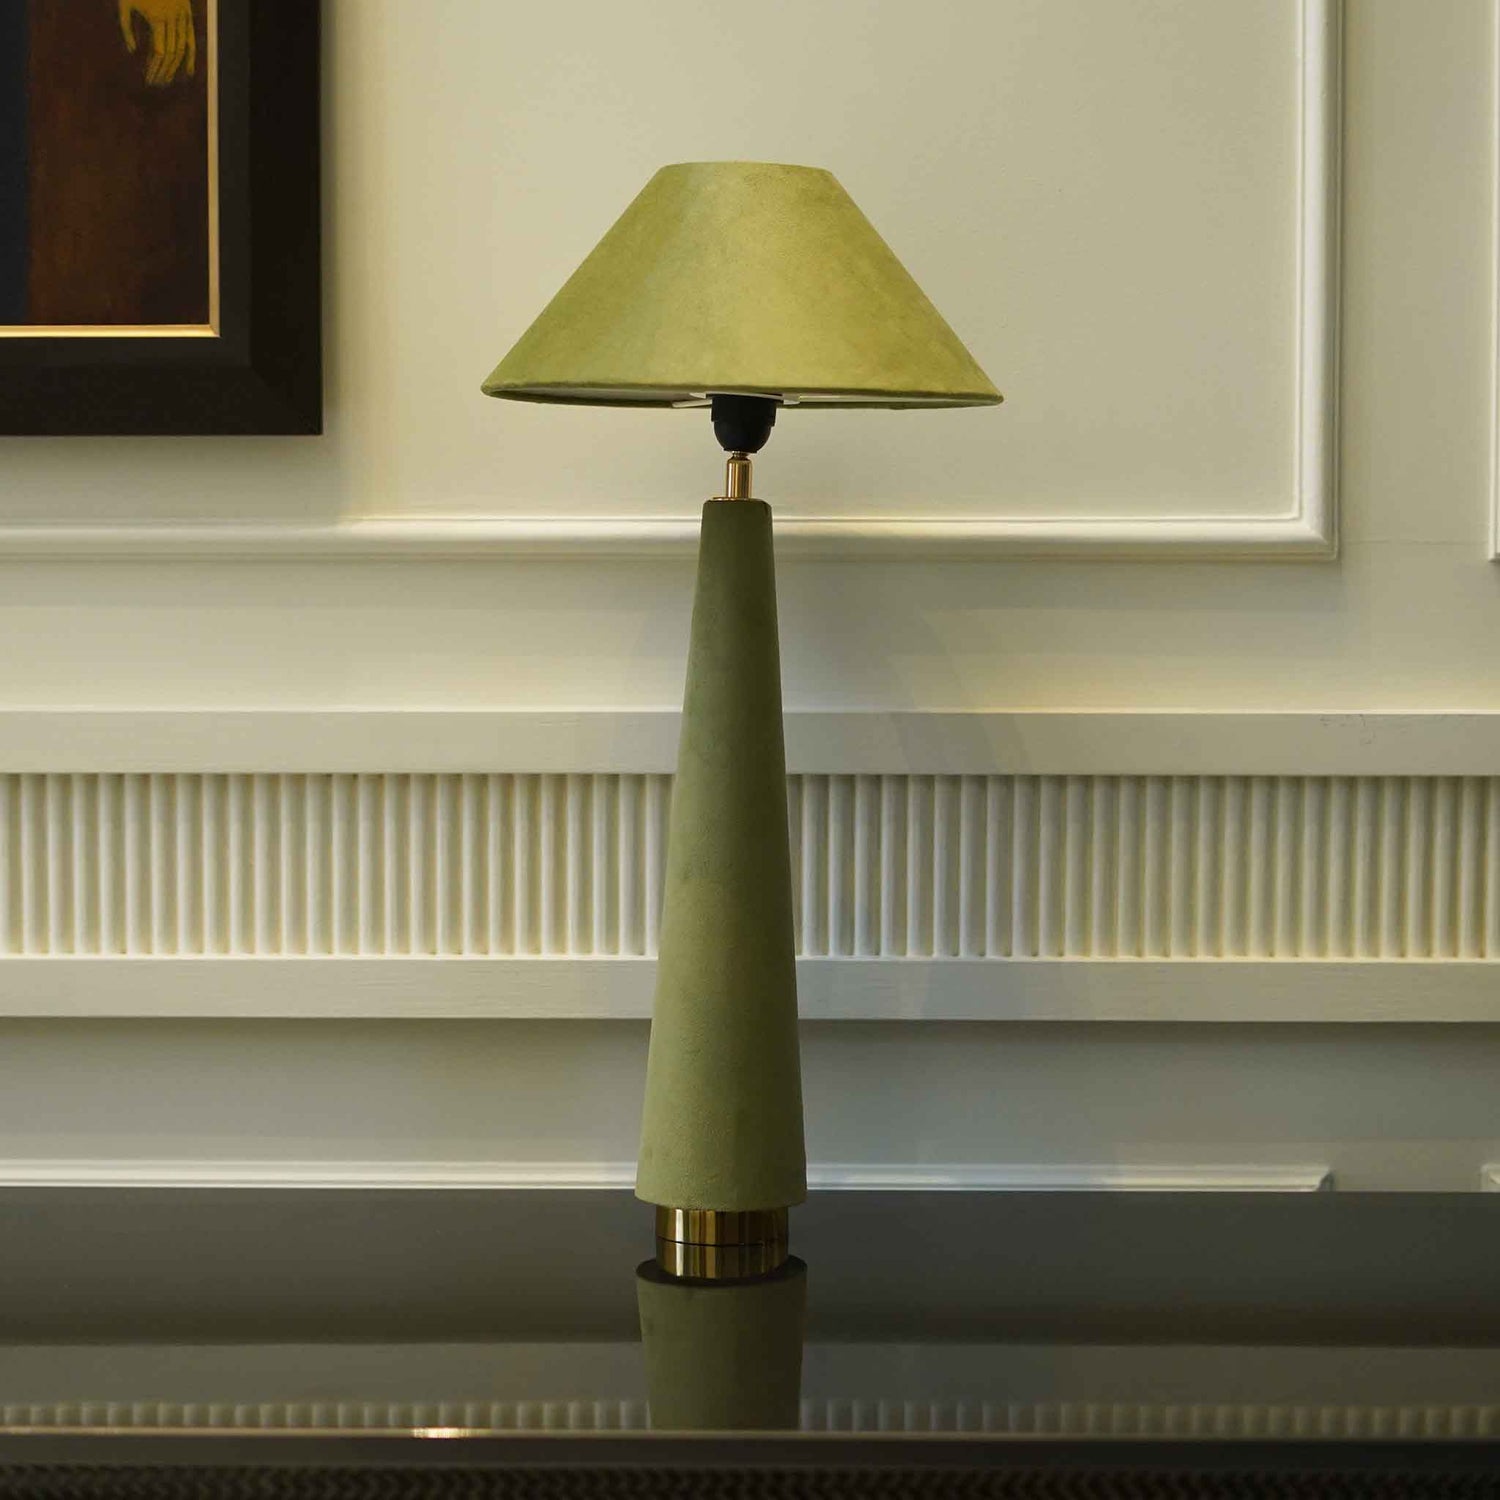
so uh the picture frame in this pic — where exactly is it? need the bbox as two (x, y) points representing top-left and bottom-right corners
(0, 0), (320, 435)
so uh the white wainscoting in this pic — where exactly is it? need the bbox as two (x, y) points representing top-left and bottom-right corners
(0, 710), (1495, 1021)
(1, 771), (1496, 962)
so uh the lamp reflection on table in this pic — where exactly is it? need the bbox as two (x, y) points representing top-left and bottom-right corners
(636, 1255), (807, 1431)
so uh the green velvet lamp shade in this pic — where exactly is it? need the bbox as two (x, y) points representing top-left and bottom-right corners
(482, 161), (1001, 409)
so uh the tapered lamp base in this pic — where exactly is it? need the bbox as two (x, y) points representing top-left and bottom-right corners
(636, 497), (806, 1239)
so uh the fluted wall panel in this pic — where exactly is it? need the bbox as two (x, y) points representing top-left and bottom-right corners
(0, 773), (1495, 960)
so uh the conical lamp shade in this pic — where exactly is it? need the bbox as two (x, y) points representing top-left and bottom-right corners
(483, 161), (1000, 409)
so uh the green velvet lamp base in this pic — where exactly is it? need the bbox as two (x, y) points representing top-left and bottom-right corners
(635, 499), (807, 1214)
(636, 1256), (807, 1431)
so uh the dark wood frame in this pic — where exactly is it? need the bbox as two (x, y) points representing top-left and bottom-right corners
(0, 0), (321, 435)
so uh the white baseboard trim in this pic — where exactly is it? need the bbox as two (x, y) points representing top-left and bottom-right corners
(0, 956), (1494, 1022)
(0, 1159), (1332, 1192)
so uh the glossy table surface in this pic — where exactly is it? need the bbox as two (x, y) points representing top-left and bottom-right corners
(1, 1187), (1498, 1488)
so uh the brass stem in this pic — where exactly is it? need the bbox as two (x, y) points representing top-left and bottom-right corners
(715, 452), (753, 501)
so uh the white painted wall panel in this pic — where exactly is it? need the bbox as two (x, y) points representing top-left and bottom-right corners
(0, 2), (1481, 711)
(3, 771), (1497, 963)
(0, 0), (1313, 541)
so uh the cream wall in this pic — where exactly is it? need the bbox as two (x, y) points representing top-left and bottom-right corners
(0, 0), (1489, 711)
(0, 0), (1496, 1189)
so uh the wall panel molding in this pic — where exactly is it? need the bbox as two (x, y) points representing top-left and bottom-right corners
(3, 955), (1499, 1021)
(0, 1160), (1331, 1192)
(0, 770), (1493, 963)
(0, 706), (1491, 1020)
(2, 710), (1497, 776)
(0, 3), (1340, 562)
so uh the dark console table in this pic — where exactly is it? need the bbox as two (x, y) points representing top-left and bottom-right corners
(0, 1187), (1497, 1494)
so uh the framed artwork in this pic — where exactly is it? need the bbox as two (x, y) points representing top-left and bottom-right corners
(0, 0), (319, 434)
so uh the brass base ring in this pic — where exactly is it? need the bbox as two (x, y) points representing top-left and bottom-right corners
(653, 1206), (790, 1280)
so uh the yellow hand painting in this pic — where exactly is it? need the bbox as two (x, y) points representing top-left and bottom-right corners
(116, 0), (196, 87)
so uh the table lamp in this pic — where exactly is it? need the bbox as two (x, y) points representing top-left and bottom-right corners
(483, 161), (1000, 1275)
